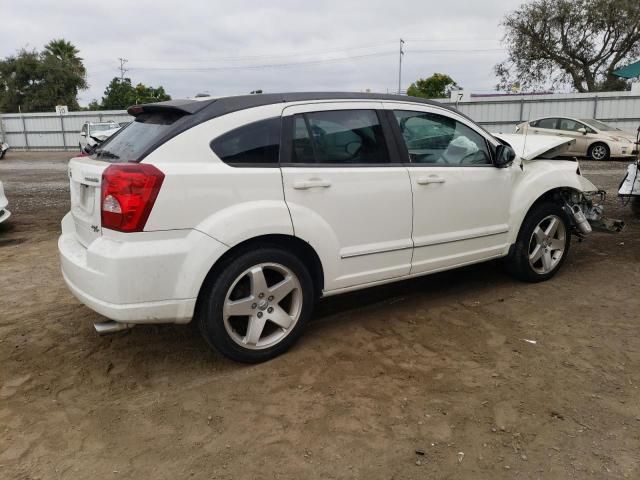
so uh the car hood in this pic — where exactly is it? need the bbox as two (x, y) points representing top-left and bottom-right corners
(91, 127), (120, 139)
(494, 133), (575, 160)
(603, 131), (637, 142)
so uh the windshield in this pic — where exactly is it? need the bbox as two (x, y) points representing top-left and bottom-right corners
(90, 123), (118, 132)
(93, 111), (185, 162)
(580, 119), (620, 131)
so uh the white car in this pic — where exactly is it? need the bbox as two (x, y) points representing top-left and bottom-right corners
(59, 93), (609, 362)
(515, 117), (638, 160)
(0, 180), (10, 224)
(79, 122), (121, 151)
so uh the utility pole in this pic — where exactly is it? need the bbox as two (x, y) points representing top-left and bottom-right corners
(118, 58), (128, 81)
(398, 39), (405, 95)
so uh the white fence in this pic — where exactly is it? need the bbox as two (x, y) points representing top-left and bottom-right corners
(2, 90), (640, 150)
(0, 110), (131, 151)
(440, 90), (640, 134)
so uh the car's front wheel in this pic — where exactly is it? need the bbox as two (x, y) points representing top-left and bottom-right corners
(198, 247), (314, 363)
(506, 202), (571, 282)
(588, 142), (610, 161)
(631, 197), (640, 218)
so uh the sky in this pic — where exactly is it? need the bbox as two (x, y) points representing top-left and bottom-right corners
(1, 0), (525, 106)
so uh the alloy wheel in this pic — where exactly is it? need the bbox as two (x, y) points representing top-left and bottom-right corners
(223, 262), (302, 350)
(591, 145), (608, 160)
(528, 215), (566, 275)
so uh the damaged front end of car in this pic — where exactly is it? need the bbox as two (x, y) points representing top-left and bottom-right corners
(557, 190), (625, 236)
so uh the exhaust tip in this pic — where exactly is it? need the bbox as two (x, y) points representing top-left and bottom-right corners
(94, 320), (135, 335)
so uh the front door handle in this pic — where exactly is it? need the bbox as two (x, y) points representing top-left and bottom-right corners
(416, 175), (446, 185)
(293, 179), (332, 190)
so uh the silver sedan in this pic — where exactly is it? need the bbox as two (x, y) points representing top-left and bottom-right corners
(515, 117), (638, 160)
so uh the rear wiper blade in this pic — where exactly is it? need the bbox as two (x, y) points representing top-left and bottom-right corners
(96, 149), (120, 159)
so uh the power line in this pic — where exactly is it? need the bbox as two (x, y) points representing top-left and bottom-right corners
(129, 51), (398, 71)
(128, 41), (399, 64)
(122, 39), (503, 65)
(127, 47), (505, 72)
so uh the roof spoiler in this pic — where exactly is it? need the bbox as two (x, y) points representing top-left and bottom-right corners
(127, 99), (215, 117)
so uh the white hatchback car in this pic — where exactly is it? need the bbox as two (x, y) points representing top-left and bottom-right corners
(79, 121), (121, 152)
(515, 117), (638, 160)
(59, 93), (609, 362)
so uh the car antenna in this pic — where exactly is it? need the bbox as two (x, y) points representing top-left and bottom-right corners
(521, 116), (530, 163)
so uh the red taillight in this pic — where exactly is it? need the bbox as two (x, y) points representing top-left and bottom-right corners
(101, 164), (164, 232)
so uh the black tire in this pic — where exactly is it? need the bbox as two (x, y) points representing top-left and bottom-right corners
(0, 149), (5, 159)
(631, 197), (640, 218)
(197, 247), (315, 363)
(588, 142), (610, 161)
(505, 202), (571, 283)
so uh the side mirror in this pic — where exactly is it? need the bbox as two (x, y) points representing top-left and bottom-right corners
(578, 127), (587, 135)
(495, 144), (516, 168)
(80, 131), (87, 137)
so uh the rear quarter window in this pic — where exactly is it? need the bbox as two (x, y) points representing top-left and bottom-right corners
(210, 117), (281, 166)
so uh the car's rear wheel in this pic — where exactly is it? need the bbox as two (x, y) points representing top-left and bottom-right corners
(505, 202), (571, 282)
(588, 142), (610, 161)
(198, 248), (314, 363)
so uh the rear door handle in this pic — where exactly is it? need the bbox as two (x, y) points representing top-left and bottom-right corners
(293, 179), (332, 190)
(416, 175), (446, 185)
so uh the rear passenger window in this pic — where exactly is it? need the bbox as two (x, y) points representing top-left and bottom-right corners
(211, 117), (280, 166)
(558, 118), (585, 132)
(537, 118), (558, 129)
(291, 110), (390, 164)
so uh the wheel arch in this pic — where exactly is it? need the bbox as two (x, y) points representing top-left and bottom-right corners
(194, 234), (325, 321)
(587, 141), (611, 158)
(510, 186), (583, 245)
(508, 160), (599, 245)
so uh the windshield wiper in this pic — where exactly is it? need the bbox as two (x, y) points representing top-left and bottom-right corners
(96, 149), (120, 159)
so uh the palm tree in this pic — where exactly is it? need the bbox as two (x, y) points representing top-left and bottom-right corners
(43, 39), (86, 75)
(42, 39), (87, 109)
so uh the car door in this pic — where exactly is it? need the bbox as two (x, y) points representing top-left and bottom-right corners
(280, 103), (413, 292)
(529, 117), (560, 137)
(556, 118), (593, 156)
(383, 103), (514, 274)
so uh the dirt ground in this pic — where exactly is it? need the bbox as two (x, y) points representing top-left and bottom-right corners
(1, 151), (639, 480)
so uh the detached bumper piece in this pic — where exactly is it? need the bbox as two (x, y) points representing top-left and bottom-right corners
(618, 163), (640, 197)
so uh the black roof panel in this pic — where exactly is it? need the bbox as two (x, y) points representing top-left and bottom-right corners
(131, 92), (464, 162)
(131, 92), (454, 120)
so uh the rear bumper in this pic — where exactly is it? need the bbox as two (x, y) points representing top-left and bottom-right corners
(61, 268), (197, 323)
(58, 213), (228, 324)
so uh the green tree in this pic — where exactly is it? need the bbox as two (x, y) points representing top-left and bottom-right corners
(0, 39), (87, 112)
(99, 77), (171, 110)
(495, 0), (640, 92)
(0, 49), (42, 112)
(407, 73), (459, 99)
